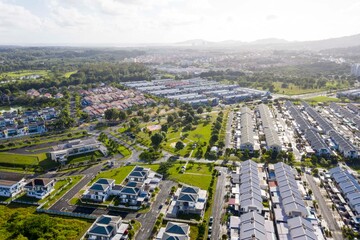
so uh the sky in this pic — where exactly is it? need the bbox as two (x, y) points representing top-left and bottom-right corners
(1, 0), (360, 45)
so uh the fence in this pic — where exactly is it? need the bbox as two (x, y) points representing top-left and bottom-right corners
(36, 208), (97, 220)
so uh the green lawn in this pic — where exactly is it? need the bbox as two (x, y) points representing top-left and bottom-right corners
(0, 204), (92, 240)
(118, 145), (132, 158)
(64, 70), (77, 78)
(190, 225), (199, 240)
(67, 151), (103, 164)
(0, 129), (87, 152)
(0, 152), (58, 170)
(0, 70), (50, 79)
(306, 96), (340, 103)
(91, 165), (135, 185)
(139, 163), (214, 190)
(163, 114), (216, 157)
(273, 81), (326, 95)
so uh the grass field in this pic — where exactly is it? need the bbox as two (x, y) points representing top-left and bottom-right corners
(0, 129), (87, 151)
(0, 70), (50, 79)
(91, 165), (134, 184)
(168, 163), (214, 190)
(118, 145), (131, 158)
(151, 113), (217, 158)
(64, 70), (77, 78)
(0, 152), (57, 170)
(140, 163), (215, 191)
(306, 96), (341, 103)
(67, 151), (103, 164)
(273, 81), (326, 95)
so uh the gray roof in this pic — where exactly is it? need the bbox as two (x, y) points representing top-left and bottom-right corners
(287, 217), (317, 240)
(305, 106), (334, 134)
(240, 107), (254, 147)
(257, 104), (281, 148)
(329, 130), (358, 155)
(304, 130), (330, 154)
(239, 160), (263, 212)
(274, 162), (307, 217)
(239, 212), (267, 240)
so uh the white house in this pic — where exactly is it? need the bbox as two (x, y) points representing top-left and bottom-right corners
(83, 178), (115, 202)
(24, 178), (55, 199)
(170, 185), (207, 217)
(0, 172), (26, 198)
(86, 215), (129, 240)
(156, 222), (190, 240)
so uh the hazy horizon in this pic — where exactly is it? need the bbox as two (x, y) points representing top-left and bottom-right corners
(1, 0), (360, 45)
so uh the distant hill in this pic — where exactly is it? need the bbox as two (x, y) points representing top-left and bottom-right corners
(176, 39), (213, 46)
(291, 33), (360, 51)
(176, 33), (360, 51)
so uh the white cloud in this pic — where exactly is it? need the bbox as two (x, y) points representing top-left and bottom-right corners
(0, 0), (360, 44)
(0, 1), (43, 30)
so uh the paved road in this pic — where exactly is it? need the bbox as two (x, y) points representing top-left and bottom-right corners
(211, 167), (227, 240)
(306, 174), (342, 240)
(225, 111), (234, 149)
(49, 164), (103, 211)
(136, 180), (176, 240)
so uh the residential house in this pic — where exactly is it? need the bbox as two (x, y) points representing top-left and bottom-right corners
(24, 178), (55, 199)
(0, 172), (26, 198)
(86, 215), (129, 240)
(156, 222), (190, 240)
(117, 181), (145, 206)
(83, 178), (115, 202)
(115, 166), (163, 207)
(171, 185), (207, 217)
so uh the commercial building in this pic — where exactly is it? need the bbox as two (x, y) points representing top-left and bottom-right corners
(123, 78), (269, 106)
(49, 138), (108, 163)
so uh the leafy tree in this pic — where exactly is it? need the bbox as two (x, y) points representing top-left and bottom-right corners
(104, 108), (119, 120)
(142, 114), (150, 122)
(175, 141), (185, 150)
(196, 107), (204, 114)
(161, 124), (168, 132)
(151, 133), (164, 148)
(167, 115), (174, 123)
(210, 134), (219, 145)
(118, 111), (127, 121)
